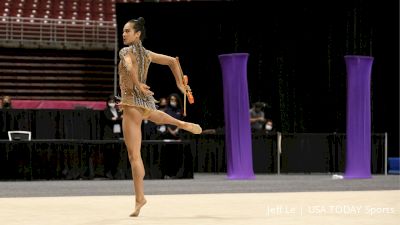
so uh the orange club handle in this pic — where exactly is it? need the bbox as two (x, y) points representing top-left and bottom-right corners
(183, 75), (194, 104)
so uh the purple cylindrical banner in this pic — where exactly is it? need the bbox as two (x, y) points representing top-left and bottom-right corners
(218, 53), (255, 180)
(344, 55), (374, 179)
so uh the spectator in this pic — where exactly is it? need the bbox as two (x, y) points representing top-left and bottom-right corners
(250, 101), (266, 132)
(158, 97), (168, 112)
(154, 97), (168, 138)
(163, 93), (184, 139)
(2, 96), (12, 109)
(103, 95), (123, 140)
(265, 119), (276, 135)
(101, 96), (123, 179)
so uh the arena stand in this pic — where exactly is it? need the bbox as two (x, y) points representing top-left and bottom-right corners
(0, 0), (194, 108)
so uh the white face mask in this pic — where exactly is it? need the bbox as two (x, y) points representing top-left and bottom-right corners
(108, 103), (116, 108)
(266, 125), (273, 131)
(170, 102), (177, 107)
(159, 125), (166, 133)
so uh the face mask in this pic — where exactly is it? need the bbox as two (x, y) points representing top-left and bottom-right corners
(266, 125), (273, 131)
(108, 103), (115, 108)
(170, 102), (177, 107)
(159, 125), (166, 133)
(3, 102), (10, 107)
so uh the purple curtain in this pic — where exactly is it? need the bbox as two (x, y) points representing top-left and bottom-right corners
(344, 55), (374, 179)
(218, 53), (255, 180)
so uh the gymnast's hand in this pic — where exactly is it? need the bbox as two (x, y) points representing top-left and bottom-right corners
(139, 83), (154, 96)
(178, 83), (191, 96)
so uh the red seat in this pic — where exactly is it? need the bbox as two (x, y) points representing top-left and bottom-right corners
(0, 0), (138, 22)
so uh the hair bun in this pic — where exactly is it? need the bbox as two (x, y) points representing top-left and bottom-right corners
(137, 17), (145, 25)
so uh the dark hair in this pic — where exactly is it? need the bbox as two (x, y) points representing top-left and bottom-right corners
(128, 17), (146, 41)
(107, 95), (115, 102)
(253, 101), (266, 109)
(168, 93), (183, 114)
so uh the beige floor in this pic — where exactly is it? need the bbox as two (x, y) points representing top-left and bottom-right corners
(1, 190), (399, 225)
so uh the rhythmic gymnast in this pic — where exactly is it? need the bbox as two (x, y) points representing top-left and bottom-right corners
(117, 17), (202, 217)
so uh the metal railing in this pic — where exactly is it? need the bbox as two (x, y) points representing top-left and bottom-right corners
(0, 16), (116, 50)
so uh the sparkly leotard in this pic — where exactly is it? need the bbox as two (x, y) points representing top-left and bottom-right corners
(118, 41), (157, 114)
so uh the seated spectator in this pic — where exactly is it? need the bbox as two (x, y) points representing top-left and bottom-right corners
(103, 95), (122, 140)
(102, 95), (123, 179)
(265, 119), (276, 135)
(1, 96), (12, 109)
(163, 93), (183, 139)
(157, 97), (168, 112)
(154, 97), (169, 138)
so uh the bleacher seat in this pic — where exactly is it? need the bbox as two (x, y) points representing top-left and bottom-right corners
(1, 0), (129, 23)
(0, 0), (196, 101)
(0, 48), (115, 100)
(1, 0), (194, 25)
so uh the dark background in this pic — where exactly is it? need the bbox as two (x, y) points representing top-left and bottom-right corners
(116, 0), (399, 156)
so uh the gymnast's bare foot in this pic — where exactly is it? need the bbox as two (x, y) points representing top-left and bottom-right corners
(182, 122), (202, 134)
(130, 198), (147, 217)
